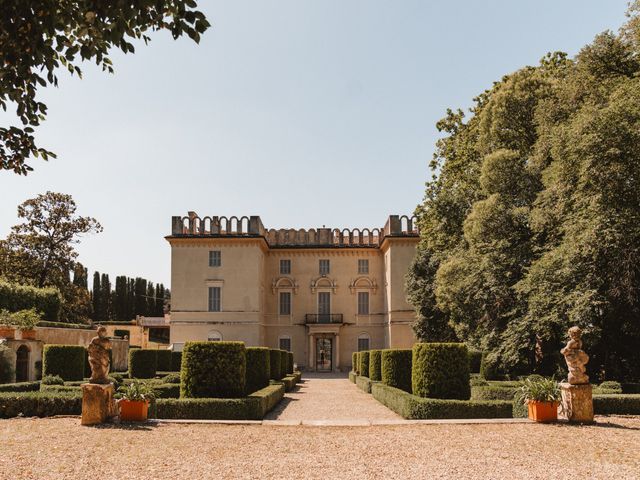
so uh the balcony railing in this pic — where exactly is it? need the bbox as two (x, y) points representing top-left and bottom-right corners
(304, 314), (343, 324)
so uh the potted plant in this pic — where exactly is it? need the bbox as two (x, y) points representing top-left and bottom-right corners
(516, 376), (561, 423)
(117, 381), (155, 422)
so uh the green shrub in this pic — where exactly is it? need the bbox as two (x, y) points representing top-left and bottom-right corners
(40, 384), (81, 393)
(470, 376), (489, 387)
(471, 385), (518, 401)
(161, 373), (181, 384)
(279, 350), (288, 380)
(269, 349), (282, 380)
(0, 342), (14, 383)
(152, 383), (181, 399)
(593, 394), (640, 415)
(412, 343), (470, 400)
(352, 352), (357, 372)
(128, 349), (157, 379)
(0, 391), (82, 418)
(246, 347), (270, 395)
(155, 383), (284, 420)
(170, 351), (182, 372)
(0, 280), (62, 321)
(349, 371), (357, 383)
(356, 375), (372, 393)
(480, 351), (500, 380)
(355, 352), (362, 374)
(0, 381), (40, 392)
(381, 349), (412, 393)
(43, 345), (85, 381)
(369, 349), (382, 381)
(287, 352), (294, 374)
(36, 321), (93, 329)
(180, 341), (246, 398)
(372, 383), (512, 419)
(468, 349), (482, 373)
(41, 375), (64, 386)
(359, 351), (370, 378)
(156, 350), (172, 372)
(598, 381), (622, 393)
(622, 383), (640, 394)
(512, 397), (528, 418)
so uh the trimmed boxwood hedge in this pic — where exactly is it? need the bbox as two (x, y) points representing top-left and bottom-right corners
(152, 383), (181, 399)
(355, 352), (362, 374)
(359, 351), (370, 378)
(0, 391), (82, 418)
(43, 345), (85, 381)
(129, 349), (157, 379)
(352, 352), (357, 373)
(287, 352), (294, 374)
(381, 349), (412, 393)
(480, 351), (500, 380)
(369, 349), (382, 381)
(412, 343), (470, 400)
(269, 349), (282, 380)
(181, 341), (246, 398)
(468, 349), (482, 374)
(372, 383), (512, 419)
(593, 394), (640, 415)
(471, 385), (518, 401)
(279, 350), (288, 380)
(156, 350), (172, 372)
(0, 381), (40, 392)
(246, 347), (270, 395)
(0, 280), (62, 321)
(155, 383), (284, 420)
(171, 351), (182, 372)
(349, 371), (357, 383)
(356, 375), (373, 393)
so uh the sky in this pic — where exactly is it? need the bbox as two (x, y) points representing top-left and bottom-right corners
(0, 0), (630, 287)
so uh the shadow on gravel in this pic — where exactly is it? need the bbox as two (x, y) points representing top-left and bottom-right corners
(91, 421), (159, 431)
(263, 397), (300, 420)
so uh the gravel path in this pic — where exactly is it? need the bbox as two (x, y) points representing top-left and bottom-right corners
(264, 372), (402, 421)
(1, 416), (639, 479)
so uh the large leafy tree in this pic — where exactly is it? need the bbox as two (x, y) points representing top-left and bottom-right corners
(1, 0), (209, 174)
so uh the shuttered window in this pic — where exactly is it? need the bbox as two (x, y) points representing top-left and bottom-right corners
(208, 287), (221, 312)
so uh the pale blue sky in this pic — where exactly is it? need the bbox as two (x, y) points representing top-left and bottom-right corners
(0, 1), (629, 286)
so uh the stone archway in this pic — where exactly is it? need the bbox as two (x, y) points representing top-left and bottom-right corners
(16, 345), (29, 382)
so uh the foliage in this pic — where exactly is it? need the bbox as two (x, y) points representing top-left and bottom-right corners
(268, 349), (282, 381)
(592, 394), (640, 415)
(514, 377), (561, 404)
(171, 351), (182, 372)
(245, 347), (270, 395)
(279, 350), (288, 380)
(40, 374), (64, 386)
(180, 342), (246, 399)
(0, 280), (61, 321)
(161, 373), (181, 384)
(468, 349), (482, 374)
(128, 349), (157, 379)
(0, 391), (81, 418)
(42, 344), (85, 381)
(594, 380), (623, 394)
(480, 351), (501, 380)
(287, 352), (294, 374)
(0, 342), (14, 383)
(156, 350), (172, 372)
(369, 349), (382, 381)
(381, 349), (412, 393)
(407, 4), (640, 381)
(359, 351), (370, 378)
(0, 308), (41, 330)
(117, 380), (155, 402)
(0, 0), (210, 174)
(352, 352), (358, 372)
(412, 343), (471, 400)
(0, 381), (40, 392)
(470, 385), (518, 401)
(356, 375), (372, 393)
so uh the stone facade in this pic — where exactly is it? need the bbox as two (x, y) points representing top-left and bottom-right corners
(167, 213), (419, 371)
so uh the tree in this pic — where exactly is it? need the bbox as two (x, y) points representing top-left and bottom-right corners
(134, 277), (147, 317)
(1, 1), (210, 174)
(91, 271), (101, 320)
(99, 273), (111, 321)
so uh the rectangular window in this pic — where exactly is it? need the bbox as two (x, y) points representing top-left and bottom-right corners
(209, 250), (221, 267)
(279, 337), (291, 352)
(280, 259), (291, 275)
(358, 338), (370, 351)
(358, 259), (369, 275)
(357, 291), (370, 315)
(279, 292), (291, 315)
(208, 286), (221, 312)
(319, 259), (330, 275)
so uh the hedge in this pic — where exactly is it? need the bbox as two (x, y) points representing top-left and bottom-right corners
(0, 381), (40, 392)
(355, 352), (361, 374)
(246, 347), (270, 395)
(269, 349), (282, 380)
(155, 383), (284, 420)
(369, 350), (382, 381)
(287, 352), (294, 374)
(152, 383), (181, 399)
(593, 394), (640, 415)
(349, 371), (357, 383)
(372, 383), (513, 420)
(129, 349), (157, 379)
(412, 343), (470, 400)
(43, 345), (85, 381)
(356, 375), (372, 394)
(352, 352), (357, 373)
(171, 351), (182, 372)
(359, 351), (370, 378)
(471, 385), (518, 401)
(0, 280), (62, 321)
(468, 349), (482, 374)
(381, 349), (412, 393)
(480, 351), (500, 380)
(181, 342), (246, 398)
(156, 350), (172, 372)
(279, 374), (298, 392)
(0, 391), (82, 418)
(279, 350), (288, 380)
(37, 321), (92, 330)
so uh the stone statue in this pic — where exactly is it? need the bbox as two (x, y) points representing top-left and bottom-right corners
(87, 326), (112, 384)
(560, 326), (589, 385)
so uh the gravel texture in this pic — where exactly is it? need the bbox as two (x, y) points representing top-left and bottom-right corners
(1, 416), (639, 479)
(265, 372), (402, 421)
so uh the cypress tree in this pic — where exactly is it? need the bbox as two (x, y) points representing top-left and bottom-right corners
(134, 277), (147, 317)
(91, 271), (101, 320)
(126, 277), (135, 320)
(146, 281), (155, 316)
(100, 273), (111, 321)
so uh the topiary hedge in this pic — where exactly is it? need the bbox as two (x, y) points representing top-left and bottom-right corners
(156, 350), (172, 372)
(171, 351), (182, 372)
(269, 349), (282, 380)
(356, 375), (372, 393)
(128, 349), (157, 379)
(593, 394), (640, 415)
(468, 349), (482, 374)
(381, 349), (412, 393)
(355, 352), (362, 374)
(287, 352), (294, 374)
(369, 349), (382, 381)
(181, 341), (246, 398)
(359, 351), (370, 378)
(352, 352), (357, 373)
(0, 280), (62, 322)
(43, 345), (85, 381)
(480, 351), (500, 380)
(246, 347), (270, 395)
(0, 391), (82, 418)
(471, 385), (518, 401)
(412, 343), (470, 400)
(0, 381), (40, 392)
(279, 350), (288, 380)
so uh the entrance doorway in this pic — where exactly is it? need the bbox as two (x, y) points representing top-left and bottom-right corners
(316, 337), (332, 372)
(16, 345), (29, 382)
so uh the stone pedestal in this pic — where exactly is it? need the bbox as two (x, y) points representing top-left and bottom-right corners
(560, 382), (594, 423)
(81, 383), (118, 426)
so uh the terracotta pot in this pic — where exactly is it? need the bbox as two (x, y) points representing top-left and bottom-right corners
(528, 400), (559, 422)
(119, 399), (149, 422)
(0, 325), (15, 339)
(19, 329), (36, 340)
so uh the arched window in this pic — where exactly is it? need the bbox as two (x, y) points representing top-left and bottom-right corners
(357, 333), (370, 352)
(207, 330), (223, 341)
